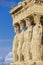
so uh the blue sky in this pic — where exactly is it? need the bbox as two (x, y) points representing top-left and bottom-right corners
(0, 0), (21, 58)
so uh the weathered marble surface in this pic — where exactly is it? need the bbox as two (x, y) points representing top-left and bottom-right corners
(30, 14), (42, 61)
(12, 22), (20, 62)
(17, 20), (26, 62)
(31, 23), (42, 61)
(17, 30), (25, 61)
(12, 33), (20, 62)
(22, 26), (33, 61)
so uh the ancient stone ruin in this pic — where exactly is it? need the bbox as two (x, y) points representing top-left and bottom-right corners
(10, 0), (43, 65)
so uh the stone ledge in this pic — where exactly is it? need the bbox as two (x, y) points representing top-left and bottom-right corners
(10, 61), (43, 65)
(35, 61), (43, 65)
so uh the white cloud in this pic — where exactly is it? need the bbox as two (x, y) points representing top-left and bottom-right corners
(0, 57), (2, 59)
(0, 57), (4, 64)
(5, 51), (13, 63)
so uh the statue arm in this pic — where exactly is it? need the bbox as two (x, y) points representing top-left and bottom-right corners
(12, 37), (17, 52)
(38, 25), (42, 35)
(22, 42), (25, 54)
(29, 30), (33, 41)
(19, 40), (23, 49)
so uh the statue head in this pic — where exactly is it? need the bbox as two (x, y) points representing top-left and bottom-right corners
(25, 17), (32, 27)
(20, 20), (26, 30)
(34, 13), (41, 24)
(14, 22), (20, 33)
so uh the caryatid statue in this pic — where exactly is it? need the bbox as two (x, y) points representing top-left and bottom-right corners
(12, 22), (20, 62)
(17, 20), (26, 61)
(31, 13), (42, 61)
(22, 18), (33, 61)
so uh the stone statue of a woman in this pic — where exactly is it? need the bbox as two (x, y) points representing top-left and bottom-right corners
(22, 18), (33, 61)
(31, 13), (42, 61)
(12, 22), (20, 62)
(17, 20), (26, 61)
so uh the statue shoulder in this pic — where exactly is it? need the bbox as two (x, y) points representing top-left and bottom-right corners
(14, 35), (17, 39)
(38, 24), (42, 30)
(38, 23), (42, 27)
(13, 35), (17, 41)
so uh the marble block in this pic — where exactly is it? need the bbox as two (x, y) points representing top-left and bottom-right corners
(35, 61), (43, 65)
(10, 61), (43, 65)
